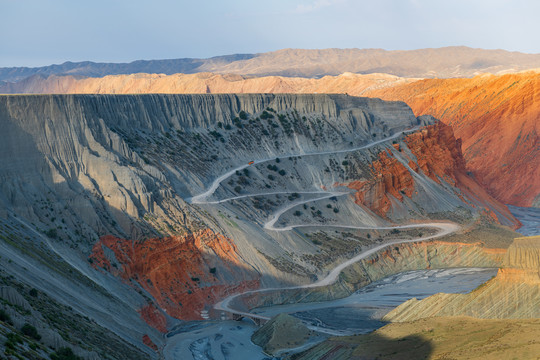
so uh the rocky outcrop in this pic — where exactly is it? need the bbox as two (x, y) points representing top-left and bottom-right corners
(383, 235), (540, 322)
(346, 150), (414, 217)
(366, 71), (540, 207)
(405, 123), (520, 227)
(251, 313), (314, 356)
(90, 229), (260, 321)
(343, 122), (520, 228)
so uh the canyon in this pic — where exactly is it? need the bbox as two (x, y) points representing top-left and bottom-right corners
(0, 91), (534, 359)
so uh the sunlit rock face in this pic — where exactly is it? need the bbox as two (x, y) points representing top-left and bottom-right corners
(366, 71), (540, 208)
(383, 235), (540, 322)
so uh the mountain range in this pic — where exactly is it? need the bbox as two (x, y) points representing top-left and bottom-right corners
(2, 46), (540, 83)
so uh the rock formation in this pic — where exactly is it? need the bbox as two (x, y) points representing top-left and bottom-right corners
(366, 71), (540, 208)
(383, 235), (540, 322)
(0, 93), (523, 356)
(90, 229), (260, 322)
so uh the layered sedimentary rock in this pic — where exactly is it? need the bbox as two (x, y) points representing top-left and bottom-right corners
(383, 235), (540, 322)
(343, 122), (519, 228)
(0, 93), (522, 355)
(366, 71), (540, 207)
(7, 71), (536, 209)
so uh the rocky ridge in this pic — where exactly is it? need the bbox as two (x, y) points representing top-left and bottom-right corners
(366, 71), (540, 208)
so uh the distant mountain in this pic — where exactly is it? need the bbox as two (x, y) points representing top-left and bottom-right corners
(0, 53), (255, 82)
(2, 46), (540, 82)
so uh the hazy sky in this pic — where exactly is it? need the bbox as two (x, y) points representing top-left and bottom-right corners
(2, 0), (539, 67)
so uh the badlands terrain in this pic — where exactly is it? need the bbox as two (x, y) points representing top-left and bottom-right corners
(0, 47), (538, 360)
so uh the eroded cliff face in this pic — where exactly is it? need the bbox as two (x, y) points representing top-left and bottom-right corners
(365, 72), (540, 207)
(90, 229), (259, 323)
(383, 235), (540, 322)
(346, 150), (415, 217)
(343, 122), (520, 228)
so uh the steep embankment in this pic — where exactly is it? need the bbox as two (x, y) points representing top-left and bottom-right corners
(365, 71), (540, 208)
(383, 235), (540, 321)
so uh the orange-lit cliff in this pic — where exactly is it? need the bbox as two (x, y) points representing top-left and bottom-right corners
(365, 72), (540, 207)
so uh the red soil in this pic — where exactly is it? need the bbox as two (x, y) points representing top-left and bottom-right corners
(90, 229), (259, 323)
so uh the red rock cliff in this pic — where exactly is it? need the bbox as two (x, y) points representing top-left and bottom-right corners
(90, 229), (259, 324)
(345, 123), (520, 228)
(346, 149), (414, 217)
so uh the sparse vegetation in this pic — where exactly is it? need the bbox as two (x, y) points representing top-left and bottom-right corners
(21, 323), (41, 340)
(50, 347), (81, 360)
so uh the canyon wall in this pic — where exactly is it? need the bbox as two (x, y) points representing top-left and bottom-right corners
(7, 71), (537, 209)
(366, 71), (540, 208)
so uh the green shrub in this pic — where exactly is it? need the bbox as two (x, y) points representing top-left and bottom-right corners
(21, 323), (41, 340)
(50, 347), (81, 360)
(45, 228), (57, 239)
(0, 308), (12, 324)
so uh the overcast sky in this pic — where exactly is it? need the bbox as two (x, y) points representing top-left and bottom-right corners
(1, 0), (539, 67)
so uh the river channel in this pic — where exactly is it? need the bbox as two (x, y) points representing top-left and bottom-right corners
(164, 267), (497, 360)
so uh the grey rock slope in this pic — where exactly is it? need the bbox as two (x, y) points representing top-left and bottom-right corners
(2, 46), (540, 83)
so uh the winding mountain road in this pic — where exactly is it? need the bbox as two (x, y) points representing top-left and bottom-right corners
(187, 127), (461, 321)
